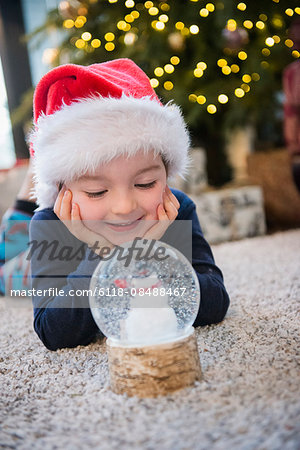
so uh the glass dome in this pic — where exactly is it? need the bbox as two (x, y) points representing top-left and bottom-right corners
(89, 239), (200, 347)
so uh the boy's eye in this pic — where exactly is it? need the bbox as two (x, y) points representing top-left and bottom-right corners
(135, 181), (157, 189)
(84, 181), (156, 197)
(85, 190), (107, 198)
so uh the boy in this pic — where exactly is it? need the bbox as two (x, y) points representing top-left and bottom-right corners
(29, 58), (229, 350)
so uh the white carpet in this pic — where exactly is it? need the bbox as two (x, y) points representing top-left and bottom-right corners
(1, 230), (299, 450)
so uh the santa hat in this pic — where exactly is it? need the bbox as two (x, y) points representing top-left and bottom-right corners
(30, 58), (190, 210)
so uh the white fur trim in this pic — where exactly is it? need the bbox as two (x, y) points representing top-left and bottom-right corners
(30, 95), (191, 209)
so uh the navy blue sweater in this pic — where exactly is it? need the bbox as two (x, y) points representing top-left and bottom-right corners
(29, 189), (230, 350)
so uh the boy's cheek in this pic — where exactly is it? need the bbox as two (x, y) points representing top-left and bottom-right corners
(72, 196), (93, 220)
(146, 188), (165, 219)
(149, 201), (161, 220)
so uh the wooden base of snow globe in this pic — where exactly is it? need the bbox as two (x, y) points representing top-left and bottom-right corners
(106, 329), (202, 398)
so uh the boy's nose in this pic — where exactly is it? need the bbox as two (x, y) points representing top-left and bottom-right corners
(110, 192), (137, 216)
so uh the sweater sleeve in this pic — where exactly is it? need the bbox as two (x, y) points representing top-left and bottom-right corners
(29, 211), (102, 351)
(173, 190), (230, 326)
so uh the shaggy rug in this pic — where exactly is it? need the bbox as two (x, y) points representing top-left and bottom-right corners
(0, 230), (299, 450)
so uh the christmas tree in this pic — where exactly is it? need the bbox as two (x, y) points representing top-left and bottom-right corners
(27, 0), (299, 184)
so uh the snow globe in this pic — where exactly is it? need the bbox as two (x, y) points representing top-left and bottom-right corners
(89, 238), (202, 397)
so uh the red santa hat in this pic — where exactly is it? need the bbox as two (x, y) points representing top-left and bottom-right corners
(30, 58), (190, 209)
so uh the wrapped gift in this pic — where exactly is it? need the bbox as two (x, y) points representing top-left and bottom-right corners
(191, 186), (266, 244)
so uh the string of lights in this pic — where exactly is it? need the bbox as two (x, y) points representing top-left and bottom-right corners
(55, 0), (300, 116)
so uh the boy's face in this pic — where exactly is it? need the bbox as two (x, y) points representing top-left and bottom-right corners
(65, 151), (167, 245)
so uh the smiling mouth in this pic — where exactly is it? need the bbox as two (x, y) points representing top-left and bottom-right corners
(105, 217), (143, 231)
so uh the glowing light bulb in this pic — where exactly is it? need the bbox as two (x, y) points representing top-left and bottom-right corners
(242, 74), (251, 83)
(190, 25), (200, 34)
(148, 6), (159, 15)
(145, 1), (153, 8)
(150, 78), (159, 88)
(265, 37), (275, 47)
(81, 32), (92, 41)
(197, 95), (206, 104)
(237, 2), (246, 11)
(222, 66), (231, 75)
(161, 3), (170, 11)
(238, 51), (247, 60)
(243, 20), (253, 29)
(155, 21), (165, 30)
(164, 81), (173, 90)
(206, 3), (215, 12)
(285, 39), (294, 48)
(89, 240), (200, 346)
(256, 21), (265, 29)
(194, 68), (203, 77)
(197, 61), (207, 70)
(189, 94), (197, 102)
(63, 19), (74, 29)
(218, 94), (228, 104)
(91, 39), (101, 48)
(124, 32), (137, 45)
(117, 20), (127, 30)
(125, 14), (134, 22)
(231, 64), (240, 73)
(251, 72), (260, 81)
(75, 18), (85, 28)
(170, 56), (180, 65)
(159, 14), (169, 22)
(105, 32), (115, 41)
(105, 42), (115, 51)
(175, 22), (185, 30)
(259, 14), (267, 21)
(285, 8), (294, 16)
(262, 48), (271, 56)
(227, 19), (237, 31)
(75, 39), (85, 49)
(235, 88), (245, 97)
(207, 104), (217, 114)
(217, 58), (227, 67)
(164, 64), (174, 73)
(199, 8), (209, 17)
(241, 83), (250, 92)
(154, 67), (164, 77)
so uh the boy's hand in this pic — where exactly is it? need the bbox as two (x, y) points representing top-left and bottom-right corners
(143, 185), (180, 241)
(53, 186), (114, 253)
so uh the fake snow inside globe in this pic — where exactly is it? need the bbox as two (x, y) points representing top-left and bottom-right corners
(89, 239), (200, 347)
